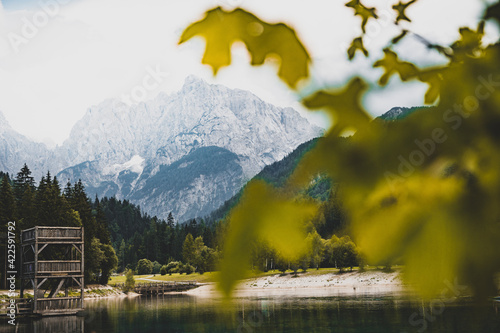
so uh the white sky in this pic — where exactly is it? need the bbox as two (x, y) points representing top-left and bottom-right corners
(0, 0), (497, 146)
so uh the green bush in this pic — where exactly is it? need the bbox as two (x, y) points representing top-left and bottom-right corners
(181, 263), (195, 275)
(165, 261), (181, 274)
(152, 261), (162, 274)
(136, 259), (153, 275)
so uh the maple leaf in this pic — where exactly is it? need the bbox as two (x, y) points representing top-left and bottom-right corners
(417, 67), (446, 104)
(179, 7), (310, 88)
(484, 1), (500, 25)
(373, 48), (419, 86)
(392, 0), (418, 23)
(450, 21), (485, 60)
(347, 37), (369, 60)
(302, 77), (371, 135)
(345, 0), (378, 33)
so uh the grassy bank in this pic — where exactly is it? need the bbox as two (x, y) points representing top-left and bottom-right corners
(107, 267), (379, 286)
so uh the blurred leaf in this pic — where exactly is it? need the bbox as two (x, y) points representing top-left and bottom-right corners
(347, 37), (369, 60)
(391, 30), (408, 45)
(303, 77), (371, 136)
(179, 7), (310, 88)
(373, 48), (419, 85)
(392, 0), (418, 24)
(417, 67), (446, 104)
(185, 2), (500, 301)
(218, 181), (317, 297)
(484, 1), (500, 25)
(450, 21), (485, 60)
(345, 0), (378, 33)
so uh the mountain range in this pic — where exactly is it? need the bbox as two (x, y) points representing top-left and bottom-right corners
(0, 76), (323, 221)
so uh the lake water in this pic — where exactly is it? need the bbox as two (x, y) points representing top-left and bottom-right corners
(4, 292), (500, 332)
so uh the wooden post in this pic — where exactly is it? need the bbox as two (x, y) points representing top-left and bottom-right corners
(20, 230), (24, 299)
(80, 227), (84, 309)
(33, 226), (38, 313)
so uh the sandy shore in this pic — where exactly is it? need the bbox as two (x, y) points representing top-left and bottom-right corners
(187, 270), (406, 298)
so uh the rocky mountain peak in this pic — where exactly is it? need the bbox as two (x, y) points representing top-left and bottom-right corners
(1, 76), (323, 221)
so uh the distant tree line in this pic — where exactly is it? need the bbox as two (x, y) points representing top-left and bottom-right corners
(97, 197), (226, 274)
(132, 232), (220, 276)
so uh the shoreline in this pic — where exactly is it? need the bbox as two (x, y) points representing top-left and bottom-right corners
(1, 269), (411, 301)
(187, 269), (407, 298)
(0, 284), (140, 300)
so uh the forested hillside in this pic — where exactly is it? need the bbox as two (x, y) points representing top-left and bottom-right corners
(208, 138), (327, 220)
(206, 137), (348, 239)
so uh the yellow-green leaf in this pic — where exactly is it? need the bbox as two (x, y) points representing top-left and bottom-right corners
(303, 77), (371, 136)
(450, 22), (485, 60)
(345, 0), (379, 33)
(179, 7), (310, 88)
(347, 37), (369, 60)
(417, 67), (445, 104)
(218, 181), (317, 297)
(392, 0), (418, 24)
(373, 48), (419, 86)
(484, 1), (500, 25)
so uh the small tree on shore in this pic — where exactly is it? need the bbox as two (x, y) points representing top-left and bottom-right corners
(124, 269), (135, 292)
(329, 236), (358, 273)
(182, 234), (196, 264)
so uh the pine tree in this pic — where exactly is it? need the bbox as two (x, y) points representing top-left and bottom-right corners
(63, 181), (73, 200)
(13, 164), (35, 202)
(93, 196), (111, 245)
(167, 212), (174, 228)
(17, 184), (36, 229)
(0, 174), (16, 232)
(118, 239), (126, 272)
(34, 172), (53, 225)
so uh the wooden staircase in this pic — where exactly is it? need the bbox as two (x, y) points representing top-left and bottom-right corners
(16, 299), (33, 315)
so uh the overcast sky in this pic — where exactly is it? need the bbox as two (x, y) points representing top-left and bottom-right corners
(0, 0), (497, 147)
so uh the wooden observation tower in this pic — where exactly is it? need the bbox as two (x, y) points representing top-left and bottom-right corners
(19, 226), (84, 316)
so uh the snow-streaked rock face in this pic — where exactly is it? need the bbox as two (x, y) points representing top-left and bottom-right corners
(1, 76), (323, 221)
(0, 111), (56, 178)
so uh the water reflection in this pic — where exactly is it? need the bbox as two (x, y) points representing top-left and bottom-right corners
(0, 316), (84, 333)
(3, 294), (500, 333)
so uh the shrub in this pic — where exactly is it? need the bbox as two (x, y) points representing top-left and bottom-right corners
(180, 263), (195, 275)
(152, 261), (162, 274)
(136, 259), (153, 275)
(165, 261), (181, 274)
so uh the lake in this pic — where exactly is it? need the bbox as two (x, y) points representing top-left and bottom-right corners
(4, 292), (500, 332)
